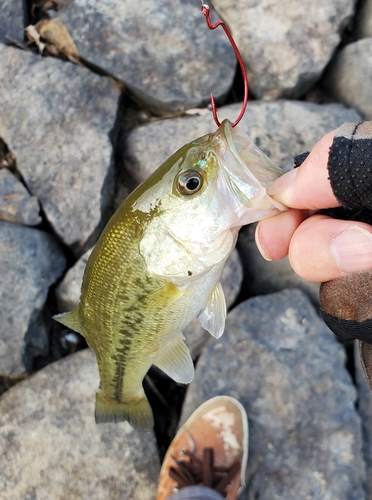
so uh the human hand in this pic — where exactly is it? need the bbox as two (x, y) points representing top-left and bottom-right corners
(255, 131), (372, 282)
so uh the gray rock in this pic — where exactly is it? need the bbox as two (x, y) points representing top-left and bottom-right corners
(121, 100), (362, 184)
(218, 249), (243, 311)
(354, 0), (372, 38)
(0, 169), (41, 226)
(0, 349), (160, 499)
(355, 343), (372, 498)
(322, 39), (372, 119)
(0, 112), (11, 146)
(56, 248), (93, 312)
(0, 0), (24, 44)
(212, 0), (355, 99)
(238, 223), (320, 304)
(182, 289), (365, 500)
(0, 137), (17, 171)
(184, 248), (243, 359)
(0, 222), (66, 375)
(0, 44), (119, 255)
(57, 0), (235, 113)
(25, 310), (51, 361)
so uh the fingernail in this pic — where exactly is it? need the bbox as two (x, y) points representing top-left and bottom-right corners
(332, 226), (372, 273)
(267, 168), (298, 197)
(255, 223), (272, 261)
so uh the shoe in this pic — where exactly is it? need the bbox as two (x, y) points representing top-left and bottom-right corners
(156, 396), (249, 500)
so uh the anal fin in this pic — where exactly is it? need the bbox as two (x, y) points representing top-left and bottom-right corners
(199, 281), (226, 339)
(154, 334), (194, 384)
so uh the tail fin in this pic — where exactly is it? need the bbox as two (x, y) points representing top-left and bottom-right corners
(53, 308), (84, 336)
(95, 392), (154, 430)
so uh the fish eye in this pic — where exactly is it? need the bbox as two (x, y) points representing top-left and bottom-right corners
(177, 170), (203, 195)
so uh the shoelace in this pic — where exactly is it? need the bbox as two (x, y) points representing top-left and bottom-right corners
(169, 448), (240, 496)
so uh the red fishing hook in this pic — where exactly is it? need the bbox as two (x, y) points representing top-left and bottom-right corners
(201, 3), (248, 128)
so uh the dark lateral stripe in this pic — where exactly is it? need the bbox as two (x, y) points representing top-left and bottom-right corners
(113, 332), (133, 401)
(112, 305), (146, 401)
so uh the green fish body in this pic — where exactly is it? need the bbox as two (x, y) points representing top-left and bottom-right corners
(55, 120), (285, 429)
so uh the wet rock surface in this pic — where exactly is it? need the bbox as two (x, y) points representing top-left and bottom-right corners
(0, 222), (66, 375)
(0, 349), (160, 500)
(0, 43), (119, 255)
(182, 289), (366, 500)
(212, 0), (355, 99)
(1, 0), (372, 498)
(322, 38), (372, 119)
(0, 0), (24, 44)
(0, 169), (41, 226)
(58, 0), (236, 113)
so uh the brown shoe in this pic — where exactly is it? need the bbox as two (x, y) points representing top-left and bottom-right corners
(156, 396), (249, 500)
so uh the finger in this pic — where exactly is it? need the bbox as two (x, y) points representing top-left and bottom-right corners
(268, 131), (340, 210)
(288, 215), (372, 282)
(255, 209), (309, 261)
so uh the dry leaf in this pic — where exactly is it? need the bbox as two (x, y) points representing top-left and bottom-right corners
(25, 24), (46, 54)
(25, 18), (79, 61)
(37, 18), (79, 60)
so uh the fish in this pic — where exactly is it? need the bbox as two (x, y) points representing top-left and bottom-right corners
(54, 119), (285, 429)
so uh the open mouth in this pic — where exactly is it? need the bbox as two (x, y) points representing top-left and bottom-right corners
(214, 119), (286, 219)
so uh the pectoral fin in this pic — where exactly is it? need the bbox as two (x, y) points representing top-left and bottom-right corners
(154, 334), (194, 384)
(199, 281), (226, 339)
(53, 308), (84, 337)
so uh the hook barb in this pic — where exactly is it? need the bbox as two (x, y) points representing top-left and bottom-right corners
(201, 4), (248, 128)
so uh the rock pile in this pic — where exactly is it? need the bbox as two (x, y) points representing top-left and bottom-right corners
(1, 0), (372, 498)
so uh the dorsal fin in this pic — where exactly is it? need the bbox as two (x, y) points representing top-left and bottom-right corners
(53, 308), (84, 337)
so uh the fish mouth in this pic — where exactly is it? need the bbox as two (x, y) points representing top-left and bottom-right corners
(214, 119), (286, 223)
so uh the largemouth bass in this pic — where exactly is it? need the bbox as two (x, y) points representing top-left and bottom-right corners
(54, 119), (285, 429)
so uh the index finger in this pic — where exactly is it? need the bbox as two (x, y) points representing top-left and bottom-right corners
(268, 130), (340, 211)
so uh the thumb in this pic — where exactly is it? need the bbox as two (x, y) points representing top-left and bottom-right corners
(268, 130), (340, 210)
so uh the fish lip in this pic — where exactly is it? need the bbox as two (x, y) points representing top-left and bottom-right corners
(213, 119), (286, 214)
(217, 120), (242, 167)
